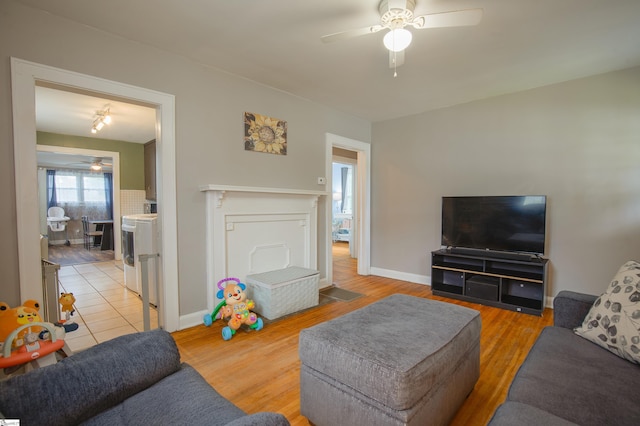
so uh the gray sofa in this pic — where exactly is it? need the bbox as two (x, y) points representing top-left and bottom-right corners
(489, 290), (640, 425)
(0, 328), (289, 426)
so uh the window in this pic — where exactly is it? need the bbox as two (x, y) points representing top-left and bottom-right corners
(53, 170), (106, 204)
(83, 175), (107, 203)
(332, 162), (354, 214)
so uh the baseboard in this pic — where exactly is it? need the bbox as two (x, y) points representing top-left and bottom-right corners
(546, 295), (555, 310)
(318, 277), (330, 289)
(48, 238), (83, 245)
(180, 276), (332, 330)
(180, 309), (209, 330)
(370, 267), (430, 286)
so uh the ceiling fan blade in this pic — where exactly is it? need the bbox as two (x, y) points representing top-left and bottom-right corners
(412, 9), (483, 29)
(389, 49), (405, 68)
(321, 24), (384, 44)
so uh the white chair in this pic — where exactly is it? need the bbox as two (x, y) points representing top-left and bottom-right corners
(47, 207), (70, 246)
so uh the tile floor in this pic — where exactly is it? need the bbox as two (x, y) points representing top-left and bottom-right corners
(57, 261), (158, 353)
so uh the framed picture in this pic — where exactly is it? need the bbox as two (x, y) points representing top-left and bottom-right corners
(244, 112), (287, 155)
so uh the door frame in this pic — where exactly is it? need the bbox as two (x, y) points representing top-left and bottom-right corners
(11, 58), (180, 331)
(325, 133), (371, 283)
(37, 145), (121, 255)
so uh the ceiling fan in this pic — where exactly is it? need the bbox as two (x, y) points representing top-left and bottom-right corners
(321, 0), (483, 73)
(88, 157), (112, 171)
(72, 157), (113, 171)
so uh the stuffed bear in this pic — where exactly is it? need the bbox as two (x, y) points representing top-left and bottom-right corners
(218, 282), (260, 332)
(203, 277), (263, 340)
(0, 300), (43, 348)
(59, 292), (76, 318)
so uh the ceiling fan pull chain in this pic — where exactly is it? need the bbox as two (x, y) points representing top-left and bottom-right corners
(393, 51), (398, 77)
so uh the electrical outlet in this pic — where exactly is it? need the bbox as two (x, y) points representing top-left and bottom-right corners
(317, 177), (326, 185)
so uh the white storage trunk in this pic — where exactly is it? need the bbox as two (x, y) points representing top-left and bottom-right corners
(245, 266), (319, 320)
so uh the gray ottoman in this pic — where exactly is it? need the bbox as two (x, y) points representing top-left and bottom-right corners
(299, 294), (481, 426)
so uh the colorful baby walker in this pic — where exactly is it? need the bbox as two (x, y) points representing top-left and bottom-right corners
(203, 277), (264, 340)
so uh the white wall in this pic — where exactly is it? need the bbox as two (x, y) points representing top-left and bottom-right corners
(0, 2), (371, 311)
(371, 66), (640, 297)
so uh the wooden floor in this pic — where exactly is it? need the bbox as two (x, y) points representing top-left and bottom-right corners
(47, 243), (115, 266)
(171, 242), (553, 426)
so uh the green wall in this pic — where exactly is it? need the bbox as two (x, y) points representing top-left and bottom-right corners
(37, 131), (145, 190)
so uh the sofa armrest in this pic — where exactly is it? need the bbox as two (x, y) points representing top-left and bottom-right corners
(0, 329), (181, 426)
(553, 291), (598, 329)
(225, 412), (290, 426)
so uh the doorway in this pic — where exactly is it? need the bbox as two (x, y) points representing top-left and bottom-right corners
(39, 146), (156, 351)
(11, 58), (180, 332)
(326, 133), (371, 286)
(37, 145), (120, 263)
(332, 158), (356, 258)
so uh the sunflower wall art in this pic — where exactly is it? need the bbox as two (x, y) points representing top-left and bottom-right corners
(244, 112), (287, 155)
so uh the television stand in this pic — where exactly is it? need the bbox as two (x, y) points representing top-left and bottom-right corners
(431, 249), (548, 316)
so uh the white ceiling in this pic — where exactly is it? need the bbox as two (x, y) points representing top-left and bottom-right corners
(20, 0), (640, 125)
(37, 151), (114, 172)
(36, 86), (156, 144)
(35, 85), (156, 170)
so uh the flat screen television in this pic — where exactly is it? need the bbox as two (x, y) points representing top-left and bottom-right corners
(441, 195), (547, 255)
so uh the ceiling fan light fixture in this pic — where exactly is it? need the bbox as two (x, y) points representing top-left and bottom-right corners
(90, 163), (102, 171)
(383, 28), (412, 52)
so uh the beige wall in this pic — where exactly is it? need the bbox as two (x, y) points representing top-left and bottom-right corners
(0, 2), (371, 309)
(371, 66), (640, 297)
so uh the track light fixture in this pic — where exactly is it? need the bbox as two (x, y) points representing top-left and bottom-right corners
(91, 107), (112, 134)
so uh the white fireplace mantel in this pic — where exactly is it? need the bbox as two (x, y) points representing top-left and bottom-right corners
(199, 184), (327, 208)
(199, 184), (327, 196)
(200, 185), (328, 312)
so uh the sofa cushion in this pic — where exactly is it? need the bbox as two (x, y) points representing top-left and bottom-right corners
(489, 402), (578, 426)
(553, 290), (598, 329)
(82, 364), (248, 426)
(507, 326), (640, 425)
(0, 329), (181, 426)
(575, 260), (640, 364)
(224, 412), (291, 426)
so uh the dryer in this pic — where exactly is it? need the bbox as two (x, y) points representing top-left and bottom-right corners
(122, 214), (159, 306)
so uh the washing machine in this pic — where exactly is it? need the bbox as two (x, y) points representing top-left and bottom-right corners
(122, 214), (158, 306)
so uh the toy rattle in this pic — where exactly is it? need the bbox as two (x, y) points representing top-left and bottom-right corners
(203, 277), (263, 340)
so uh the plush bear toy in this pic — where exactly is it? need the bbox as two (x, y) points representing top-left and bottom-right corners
(58, 292), (76, 322)
(0, 300), (43, 348)
(203, 277), (264, 340)
(0, 300), (70, 371)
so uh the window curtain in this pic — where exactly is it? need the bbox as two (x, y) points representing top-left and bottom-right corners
(104, 172), (113, 220)
(341, 167), (348, 213)
(46, 169), (57, 209)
